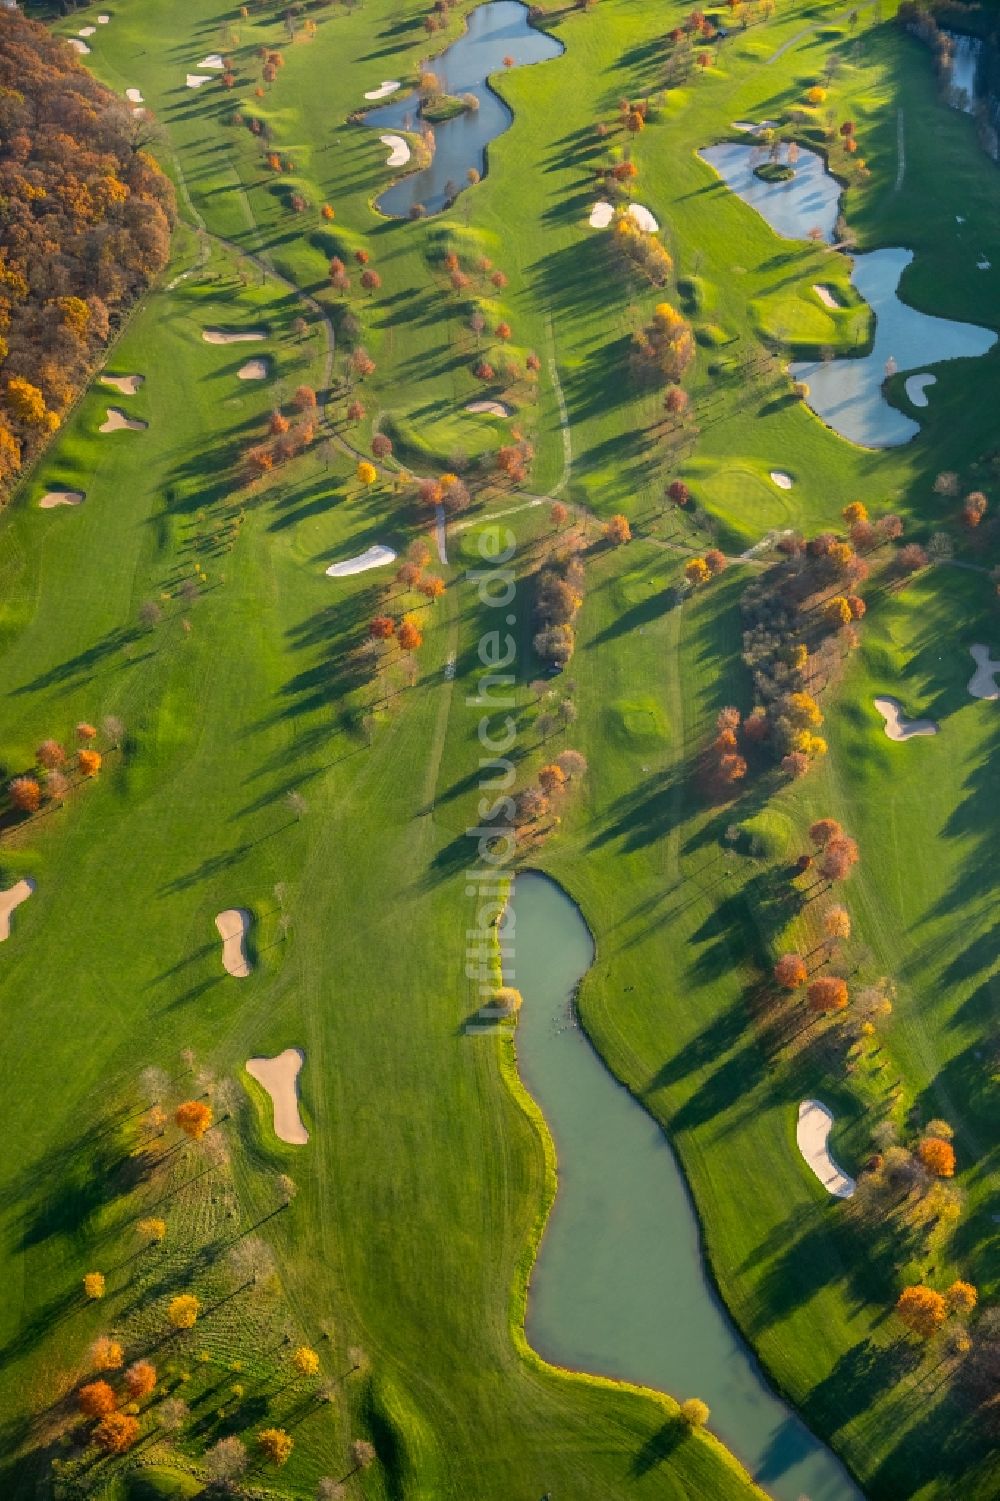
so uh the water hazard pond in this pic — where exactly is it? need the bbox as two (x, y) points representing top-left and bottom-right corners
(700, 141), (997, 446)
(505, 871), (863, 1501)
(365, 0), (563, 217)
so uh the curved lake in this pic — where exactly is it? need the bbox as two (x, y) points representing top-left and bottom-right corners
(700, 141), (997, 445)
(505, 870), (863, 1501)
(365, 0), (563, 218)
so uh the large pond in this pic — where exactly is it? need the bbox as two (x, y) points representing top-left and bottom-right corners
(365, 0), (563, 218)
(700, 140), (997, 445)
(506, 871), (863, 1501)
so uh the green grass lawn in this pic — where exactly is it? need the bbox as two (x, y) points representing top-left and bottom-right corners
(3, 0), (999, 1495)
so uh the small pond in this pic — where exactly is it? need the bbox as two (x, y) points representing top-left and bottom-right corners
(365, 0), (563, 218)
(790, 248), (997, 446)
(700, 141), (998, 445)
(506, 870), (863, 1501)
(700, 140), (841, 242)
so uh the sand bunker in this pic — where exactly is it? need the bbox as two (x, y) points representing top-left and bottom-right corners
(904, 373), (936, 407)
(79, 25), (96, 36)
(325, 544), (397, 577)
(69, 38), (91, 53)
(770, 471), (793, 489)
(813, 284), (841, 309)
(796, 1100), (855, 1199)
(99, 407), (148, 433)
(237, 358), (269, 380)
(97, 13), (110, 21)
(39, 490), (85, 509)
(125, 88), (143, 103)
(589, 201), (614, 228)
(0, 879), (35, 943)
(215, 908), (251, 977)
(466, 400), (512, 417)
(198, 54), (225, 69)
(968, 642), (1000, 700)
(186, 74), (212, 89)
(100, 373), (144, 395)
(873, 695), (938, 740)
(365, 79), (400, 100)
(627, 203), (658, 233)
(246, 1048), (308, 1144)
(202, 327), (267, 344)
(380, 133), (411, 168)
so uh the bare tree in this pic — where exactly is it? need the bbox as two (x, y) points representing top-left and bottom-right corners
(285, 790), (309, 820)
(102, 714), (125, 749)
(228, 1235), (276, 1291)
(157, 1395), (189, 1433)
(205, 1434), (248, 1485)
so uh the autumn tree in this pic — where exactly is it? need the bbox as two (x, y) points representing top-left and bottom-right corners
(555, 749), (588, 781)
(774, 953), (807, 990)
(685, 557), (711, 587)
(493, 986), (523, 1014)
(137, 1217), (167, 1246)
(95, 1411), (140, 1454)
(538, 763), (567, 797)
(370, 616), (395, 641)
(604, 513), (632, 545)
(292, 1345), (320, 1378)
(90, 1336), (124, 1371)
(83, 1272), (106, 1301)
(918, 1136), (956, 1178)
(206, 1436), (249, 1483)
(896, 1285), (947, 1338)
(823, 905), (851, 948)
(398, 618), (423, 652)
(350, 1439), (377, 1474)
(9, 776), (41, 813)
(78, 1380), (116, 1418)
(819, 834), (859, 882)
(258, 1427), (294, 1465)
(167, 1294), (200, 1330)
(175, 1100), (213, 1139)
(124, 1360), (157, 1401)
(78, 749), (102, 777)
(679, 1398), (710, 1428)
(807, 976), (849, 1013)
(36, 739), (65, 769)
(946, 1280), (977, 1316)
(961, 491), (987, 528)
(357, 460), (377, 486)
(809, 818), (842, 849)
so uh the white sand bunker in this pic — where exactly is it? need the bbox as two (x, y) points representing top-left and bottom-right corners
(325, 544), (396, 577)
(770, 470), (793, 489)
(79, 25), (96, 36)
(237, 358), (269, 381)
(968, 642), (1000, 699)
(628, 203), (658, 233)
(186, 74), (212, 89)
(365, 79), (400, 100)
(69, 38), (91, 53)
(905, 373), (936, 407)
(873, 695), (938, 740)
(0, 878), (35, 942)
(125, 88), (143, 103)
(202, 327), (267, 345)
(466, 400), (512, 417)
(380, 133), (410, 168)
(100, 407), (148, 433)
(796, 1100), (855, 1198)
(589, 201), (614, 228)
(215, 908), (251, 977)
(39, 489), (85, 509)
(246, 1048), (308, 1144)
(100, 373), (144, 395)
(813, 285), (841, 309)
(198, 54), (225, 69)
(97, 13), (110, 21)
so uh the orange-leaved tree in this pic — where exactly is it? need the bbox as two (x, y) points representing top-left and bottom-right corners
(175, 1100), (213, 1139)
(774, 953), (807, 990)
(83, 1271), (106, 1301)
(124, 1360), (157, 1401)
(945, 1280), (977, 1316)
(94, 1411), (140, 1454)
(9, 776), (41, 812)
(90, 1336), (124, 1371)
(917, 1136), (956, 1178)
(78, 749), (102, 777)
(895, 1285), (947, 1338)
(78, 1380), (117, 1418)
(807, 976), (849, 1013)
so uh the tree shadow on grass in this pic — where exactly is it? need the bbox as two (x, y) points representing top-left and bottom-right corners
(631, 1416), (683, 1476)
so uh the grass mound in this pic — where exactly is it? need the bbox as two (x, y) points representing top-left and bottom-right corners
(609, 696), (669, 746)
(739, 809), (795, 860)
(126, 1470), (202, 1501)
